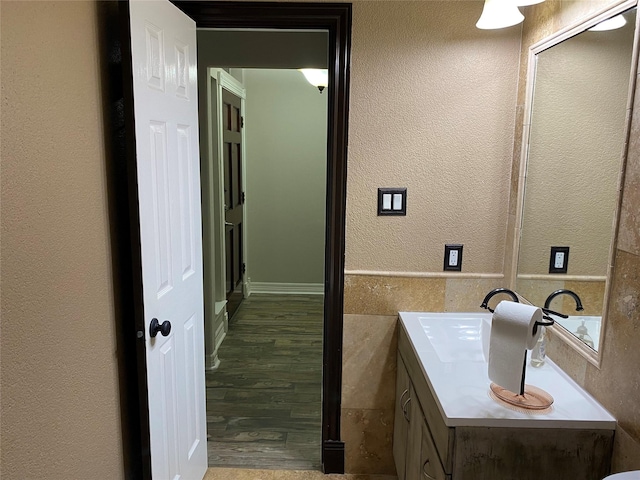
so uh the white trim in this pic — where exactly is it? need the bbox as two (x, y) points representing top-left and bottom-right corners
(516, 274), (607, 282)
(239, 77), (249, 300)
(205, 352), (221, 371)
(215, 68), (246, 99)
(206, 305), (228, 371)
(210, 68), (250, 301)
(344, 270), (504, 280)
(214, 300), (227, 316)
(250, 282), (324, 295)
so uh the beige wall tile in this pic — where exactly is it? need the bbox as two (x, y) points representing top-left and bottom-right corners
(444, 278), (505, 312)
(618, 71), (640, 256)
(509, 107), (525, 218)
(514, 279), (565, 308)
(563, 280), (606, 315)
(341, 408), (396, 475)
(611, 425), (640, 473)
(344, 275), (446, 316)
(545, 328), (588, 385)
(342, 315), (398, 411)
(504, 213), (517, 282)
(585, 250), (640, 441)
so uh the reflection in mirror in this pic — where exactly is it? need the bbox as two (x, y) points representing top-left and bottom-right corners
(516, 7), (637, 354)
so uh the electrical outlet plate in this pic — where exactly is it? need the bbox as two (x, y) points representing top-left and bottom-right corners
(444, 244), (463, 271)
(377, 188), (407, 216)
(549, 246), (569, 274)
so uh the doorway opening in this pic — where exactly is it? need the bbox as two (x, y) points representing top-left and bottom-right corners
(201, 61), (329, 469)
(174, 3), (352, 470)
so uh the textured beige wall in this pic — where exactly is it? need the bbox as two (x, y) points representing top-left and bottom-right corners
(341, 1), (522, 474)
(512, 0), (640, 472)
(1, 2), (124, 479)
(7, 1), (636, 478)
(244, 69), (327, 285)
(519, 14), (635, 276)
(346, 1), (521, 275)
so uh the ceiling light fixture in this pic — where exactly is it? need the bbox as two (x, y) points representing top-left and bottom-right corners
(299, 69), (328, 93)
(476, 0), (525, 30)
(588, 14), (627, 31)
(514, 0), (545, 6)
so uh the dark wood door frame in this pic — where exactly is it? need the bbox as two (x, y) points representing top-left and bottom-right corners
(110, 1), (351, 477)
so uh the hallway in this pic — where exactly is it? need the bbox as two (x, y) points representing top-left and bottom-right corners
(206, 294), (324, 470)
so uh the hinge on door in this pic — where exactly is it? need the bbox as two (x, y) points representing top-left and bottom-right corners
(241, 116), (244, 128)
(241, 192), (246, 204)
(242, 263), (246, 275)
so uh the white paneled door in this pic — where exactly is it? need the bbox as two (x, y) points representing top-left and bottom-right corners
(128, 1), (207, 478)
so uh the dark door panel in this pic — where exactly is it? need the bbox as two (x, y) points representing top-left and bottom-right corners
(223, 88), (244, 319)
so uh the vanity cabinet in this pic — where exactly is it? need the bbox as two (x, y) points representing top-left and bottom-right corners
(394, 355), (450, 480)
(393, 320), (614, 480)
(393, 355), (411, 480)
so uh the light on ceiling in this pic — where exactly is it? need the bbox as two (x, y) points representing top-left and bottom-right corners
(588, 14), (627, 31)
(476, 0), (525, 30)
(299, 69), (328, 93)
(514, 0), (545, 6)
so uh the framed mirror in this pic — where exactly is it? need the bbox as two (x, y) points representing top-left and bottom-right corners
(514, 1), (638, 365)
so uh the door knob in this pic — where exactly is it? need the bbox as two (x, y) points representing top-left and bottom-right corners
(149, 318), (171, 338)
(225, 221), (234, 227)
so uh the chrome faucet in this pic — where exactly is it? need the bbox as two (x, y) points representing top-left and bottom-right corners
(480, 288), (519, 313)
(544, 289), (584, 313)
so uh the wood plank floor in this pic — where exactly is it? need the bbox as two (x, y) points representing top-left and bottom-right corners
(207, 294), (324, 470)
(204, 468), (398, 480)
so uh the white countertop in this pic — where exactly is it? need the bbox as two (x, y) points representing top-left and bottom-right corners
(399, 311), (616, 430)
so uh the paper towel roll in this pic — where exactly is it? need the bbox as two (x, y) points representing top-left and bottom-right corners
(488, 301), (542, 394)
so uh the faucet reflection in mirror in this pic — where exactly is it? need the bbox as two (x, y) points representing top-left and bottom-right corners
(514, 6), (637, 359)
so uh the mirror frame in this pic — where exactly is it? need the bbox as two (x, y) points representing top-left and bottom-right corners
(510, 0), (640, 367)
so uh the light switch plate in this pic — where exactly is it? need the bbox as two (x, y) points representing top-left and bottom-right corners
(378, 188), (407, 216)
(444, 244), (463, 271)
(549, 246), (569, 274)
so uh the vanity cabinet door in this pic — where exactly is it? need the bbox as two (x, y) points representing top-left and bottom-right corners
(419, 415), (449, 480)
(393, 353), (412, 480)
(406, 388), (449, 480)
(405, 384), (422, 480)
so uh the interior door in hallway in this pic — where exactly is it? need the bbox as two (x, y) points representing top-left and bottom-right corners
(127, 0), (207, 477)
(222, 88), (245, 319)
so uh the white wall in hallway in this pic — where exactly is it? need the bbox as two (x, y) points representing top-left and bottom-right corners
(244, 69), (328, 285)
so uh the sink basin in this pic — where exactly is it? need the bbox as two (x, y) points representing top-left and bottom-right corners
(399, 311), (616, 429)
(420, 314), (491, 363)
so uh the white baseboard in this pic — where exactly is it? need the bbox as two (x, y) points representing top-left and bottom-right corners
(205, 352), (221, 371)
(249, 282), (324, 295)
